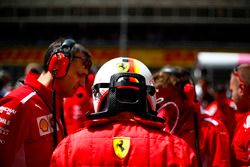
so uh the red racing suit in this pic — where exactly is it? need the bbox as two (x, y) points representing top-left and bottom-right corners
(50, 112), (198, 167)
(231, 112), (250, 167)
(204, 99), (237, 141)
(158, 105), (231, 167)
(0, 75), (66, 167)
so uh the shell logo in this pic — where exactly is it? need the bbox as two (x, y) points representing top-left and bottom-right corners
(37, 114), (53, 136)
(39, 118), (49, 132)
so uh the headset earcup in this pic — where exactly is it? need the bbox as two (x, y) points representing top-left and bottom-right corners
(48, 53), (70, 78)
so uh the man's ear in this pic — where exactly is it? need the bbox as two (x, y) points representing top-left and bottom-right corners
(239, 83), (245, 96)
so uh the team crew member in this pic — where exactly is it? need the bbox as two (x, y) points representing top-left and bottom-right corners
(50, 57), (198, 167)
(153, 66), (230, 167)
(0, 38), (92, 167)
(229, 64), (250, 166)
(63, 71), (95, 134)
(232, 112), (250, 167)
(204, 84), (237, 142)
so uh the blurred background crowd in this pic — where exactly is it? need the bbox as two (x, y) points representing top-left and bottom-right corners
(1, 0), (250, 93)
(0, 1), (250, 166)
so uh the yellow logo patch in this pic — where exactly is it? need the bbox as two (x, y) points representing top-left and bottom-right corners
(39, 118), (49, 132)
(113, 137), (130, 159)
(116, 62), (129, 73)
(36, 114), (57, 136)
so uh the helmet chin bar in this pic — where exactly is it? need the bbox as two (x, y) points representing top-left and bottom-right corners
(86, 72), (164, 122)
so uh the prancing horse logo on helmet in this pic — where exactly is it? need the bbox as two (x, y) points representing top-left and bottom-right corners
(117, 63), (129, 73)
(113, 137), (130, 159)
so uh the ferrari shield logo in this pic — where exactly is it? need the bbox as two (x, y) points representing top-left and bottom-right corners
(113, 137), (130, 159)
(117, 62), (129, 73)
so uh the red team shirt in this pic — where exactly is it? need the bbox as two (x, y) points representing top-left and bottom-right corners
(0, 76), (66, 167)
(231, 112), (250, 166)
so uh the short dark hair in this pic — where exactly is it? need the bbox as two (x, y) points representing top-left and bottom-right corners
(234, 64), (250, 86)
(43, 38), (92, 72)
(71, 43), (92, 70)
(43, 37), (65, 72)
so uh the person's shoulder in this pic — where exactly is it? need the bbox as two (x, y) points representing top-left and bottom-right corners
(242, 112), (250, 130)
(235, 113), (250, 142)
(170, 133), (188, 144)
(203, 117), (220, 126)
(1, 85), (36, 105)
(200, 116), (228, 132)
(233, 112), (250, 143)
(203, 101), (218, 116)
(56, 127), (90, 148)
(166, 133), (196, 156)
(6, 85), (33, 97)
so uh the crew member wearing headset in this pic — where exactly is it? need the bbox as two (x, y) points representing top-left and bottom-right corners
(153, 66), (231, 167)
(0, 38), (92, 167)
(63, 70), (95, 134)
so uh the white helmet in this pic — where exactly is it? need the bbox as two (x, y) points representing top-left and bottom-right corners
(92, 57), (156, 114)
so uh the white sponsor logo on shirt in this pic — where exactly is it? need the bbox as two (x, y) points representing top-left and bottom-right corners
(0, 117), (10, 125)
(0, 106), (17, 115)
(243, 115), (250, 129)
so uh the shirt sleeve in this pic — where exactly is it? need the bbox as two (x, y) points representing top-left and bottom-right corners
(232, 114), (250, 166)
(206, 119), (231, 167)
(0, 96), (30, 167)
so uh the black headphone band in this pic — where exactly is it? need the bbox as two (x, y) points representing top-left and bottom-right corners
(52, 39), (75, 58)
(46, 39), (76, 68)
